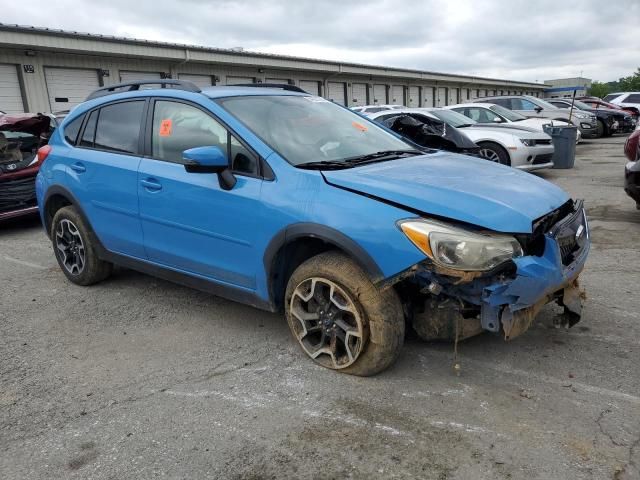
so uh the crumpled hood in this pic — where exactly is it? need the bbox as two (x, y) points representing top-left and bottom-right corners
(322, 152), (569, 233)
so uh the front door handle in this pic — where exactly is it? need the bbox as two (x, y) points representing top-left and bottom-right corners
(141, 178), (162, 191)
(70, 162), (86, 173)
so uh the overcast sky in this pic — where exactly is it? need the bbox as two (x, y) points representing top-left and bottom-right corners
(5, 0), (639, 83)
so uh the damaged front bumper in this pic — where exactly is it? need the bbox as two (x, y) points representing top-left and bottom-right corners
(407, 203), (590, 341)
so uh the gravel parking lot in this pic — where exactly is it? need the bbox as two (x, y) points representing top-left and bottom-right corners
(1, 135), (638, 480)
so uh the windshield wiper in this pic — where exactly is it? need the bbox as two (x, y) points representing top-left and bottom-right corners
(297, 150), (422, 170)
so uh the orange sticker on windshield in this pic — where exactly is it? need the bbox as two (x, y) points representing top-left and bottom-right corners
(352, 121), (367, 132)
(159, 119), (172, 137)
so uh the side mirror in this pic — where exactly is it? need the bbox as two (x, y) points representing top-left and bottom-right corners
(492, 116), (503, 123)
(183, 146), (236, 190)
(534, 106), (543, 113)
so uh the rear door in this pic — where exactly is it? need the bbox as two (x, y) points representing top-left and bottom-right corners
(45, 67), (101, 111)
(68, 100), (146, 257)
(137, 99), (263, 288)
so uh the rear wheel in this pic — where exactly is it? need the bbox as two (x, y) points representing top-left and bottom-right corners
(51, 206), (112, 286)
(285, 252), (404, 376)
(477, 142), (511, 166)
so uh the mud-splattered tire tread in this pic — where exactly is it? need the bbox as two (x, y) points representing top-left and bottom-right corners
(51, 206), (113, 286)
(285, 251), (404, 376)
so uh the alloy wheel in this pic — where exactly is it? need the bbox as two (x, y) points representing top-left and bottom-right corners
(478, 148), (501, 163)
(289, 277), (365, 369)
(55, 219), (86, 275)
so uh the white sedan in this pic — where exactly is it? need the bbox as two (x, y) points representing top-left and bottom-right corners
(368, 107), (555, 171)
(447, 102), (582, 143)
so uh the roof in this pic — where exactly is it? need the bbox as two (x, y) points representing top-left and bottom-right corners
(0, 23), (547, 89)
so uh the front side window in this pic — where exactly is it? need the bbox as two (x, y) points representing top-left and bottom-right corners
(216, 95), (414, 166)
(94, 101), (145, 154)
(515, 99), (539, 110)
(151, 100), (259, 176)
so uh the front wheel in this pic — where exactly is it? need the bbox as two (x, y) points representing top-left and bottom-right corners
(285, 252), (404, 376)
(477, 142), (511, 166)
(595, 119), (606, 138)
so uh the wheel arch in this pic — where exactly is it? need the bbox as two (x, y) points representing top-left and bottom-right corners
(42, 186), (100, 249)
(264, 223), (384, 311)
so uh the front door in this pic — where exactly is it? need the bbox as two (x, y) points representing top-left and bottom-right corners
(138, 99), (264, 290)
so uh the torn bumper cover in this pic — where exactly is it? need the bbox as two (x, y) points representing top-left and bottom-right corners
(412, 203), (590, 341)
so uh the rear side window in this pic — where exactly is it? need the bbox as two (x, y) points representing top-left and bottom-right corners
(63, 115), (84, 145)
(80, 111), (98, 148)
(93, 101), (144, 154)
(491, 98), (510, 108)
(625, 94), (640, 103)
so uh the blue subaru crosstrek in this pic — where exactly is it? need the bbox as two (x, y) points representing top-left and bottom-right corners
(36, 80), (590, 376)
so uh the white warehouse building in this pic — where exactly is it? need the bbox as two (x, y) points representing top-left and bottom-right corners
(0, 24), (547, 114)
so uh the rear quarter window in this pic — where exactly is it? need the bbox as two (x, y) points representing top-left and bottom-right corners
(624, 94), (640, 103)
(63, 115), (84, 145)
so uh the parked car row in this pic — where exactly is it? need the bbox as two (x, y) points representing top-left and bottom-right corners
(546, 98), (636, 136)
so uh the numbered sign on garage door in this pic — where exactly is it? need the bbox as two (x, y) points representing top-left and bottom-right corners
(373, 85), (386, 104)
(408, 86), (419, 107)
(351, 83), (367, 106)
(390, 86), (404, 105)
(327, 82), (346, 105)
(436, 87), (447, 106)
(299, 80), (320, 95)
(45, 67), (100, 112)
(0, 64), (24, 113)
(178, 73), (214, 89)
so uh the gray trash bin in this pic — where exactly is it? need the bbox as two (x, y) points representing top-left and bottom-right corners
(542, 125), (577, 169)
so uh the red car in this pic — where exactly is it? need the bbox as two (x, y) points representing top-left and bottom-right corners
(0, 114), (53, 221)
(624, 127), (640, 208)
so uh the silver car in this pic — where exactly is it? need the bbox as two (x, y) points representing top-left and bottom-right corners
(475, 95), (598, 138)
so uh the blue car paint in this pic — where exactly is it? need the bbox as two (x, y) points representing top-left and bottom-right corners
(37, 86), (589, 335)
(323, 152), (569, 234)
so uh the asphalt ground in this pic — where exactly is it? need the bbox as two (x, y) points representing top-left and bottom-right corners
(1, 134), (638, 479)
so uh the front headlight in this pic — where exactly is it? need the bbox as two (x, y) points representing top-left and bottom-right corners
(520, 138), (535, 147)
(574, 112), (588, 119)
(399, 219), (524, 271)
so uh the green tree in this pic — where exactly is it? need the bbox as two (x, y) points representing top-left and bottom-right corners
(617, 68), (640, 91)
(588, 81), (609, 98)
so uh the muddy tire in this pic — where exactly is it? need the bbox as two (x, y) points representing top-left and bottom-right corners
(51, 206), (113, 286)
(477, 141), (511, 166)
(595, 119), (606, 138)
(284, 251), (404, 376)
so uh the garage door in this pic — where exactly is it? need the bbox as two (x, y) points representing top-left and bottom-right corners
(448, 88), (459, 105)
(407, 86), (419, 107)
(119, 71), (162, 84)
(390, 85), (404, 105)
(436, 87), (447, 106)
(178, 73), (214, 89)
(422, 87), (434, 107)
(0, 64), (24, 113)
(226, 76), (254, 85)
(45, 67), (101, 112)
(461, 88), (469, 102)
(373, 84), (386, 104)
(327, 82), (346, 105)
(351, 83), (367, 106)
(300, 80), (320, 95)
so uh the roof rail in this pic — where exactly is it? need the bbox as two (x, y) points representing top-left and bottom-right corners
(227, 83), (307, 93)
(85, 79), (201, 101)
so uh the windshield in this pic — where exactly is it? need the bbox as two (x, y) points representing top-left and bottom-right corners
(427, 109), (477, 127)
(216, 95), (414, 166)
(488, 104), (527, 121)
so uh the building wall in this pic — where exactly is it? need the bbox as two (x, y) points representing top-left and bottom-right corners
(0, 31), (547, 113)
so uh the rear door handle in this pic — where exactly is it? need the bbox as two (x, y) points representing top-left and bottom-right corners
(140, 178), (162, 191)
(70, 162), (86, 173)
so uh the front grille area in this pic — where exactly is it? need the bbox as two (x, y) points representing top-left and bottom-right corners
(549, 202), (587, 266)
(533, 153), (554, 165)
(0, 175), (37, 214)
(535, 139), (552, 145)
